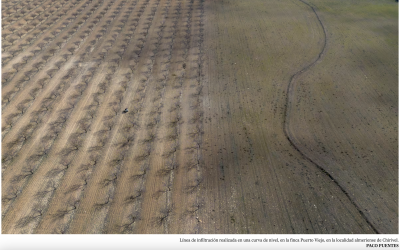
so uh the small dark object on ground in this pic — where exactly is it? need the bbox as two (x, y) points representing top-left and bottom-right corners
(123, 108), (128, 114)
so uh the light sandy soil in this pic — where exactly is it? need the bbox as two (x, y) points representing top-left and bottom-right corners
(2, 0), (397, 234)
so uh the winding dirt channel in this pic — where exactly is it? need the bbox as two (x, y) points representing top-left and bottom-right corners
(284, 0), (378, 233)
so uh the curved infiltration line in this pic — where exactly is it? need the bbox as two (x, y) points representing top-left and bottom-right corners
(283, 0), (379, 234)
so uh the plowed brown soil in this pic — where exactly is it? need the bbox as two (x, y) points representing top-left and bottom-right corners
(2, 0), (397, 234)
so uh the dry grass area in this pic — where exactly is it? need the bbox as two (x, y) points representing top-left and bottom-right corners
(1, 0), (397, 234)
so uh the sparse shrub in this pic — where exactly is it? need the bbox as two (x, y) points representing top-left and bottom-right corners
(94, 195), (111, 211)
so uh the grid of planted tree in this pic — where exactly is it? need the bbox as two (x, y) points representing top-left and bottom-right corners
(2, 0), (205, 234)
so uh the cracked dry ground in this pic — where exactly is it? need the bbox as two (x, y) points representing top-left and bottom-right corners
(2, 0), (397, 233)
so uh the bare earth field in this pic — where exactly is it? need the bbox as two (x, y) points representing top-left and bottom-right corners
(1, 0), (397, 234)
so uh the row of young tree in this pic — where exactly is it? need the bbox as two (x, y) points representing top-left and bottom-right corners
(47, 0), (168, 233)
(3, 0), (99, 77)
(2, 0), (117, 139)
(2, 0), (206, 234)
(3, 0), (119, 163)
(3, 0), (67, 34)
(3, 0), (157, 233)
(109, 0), (206, 233)
(3, 0), (76, 54)
(2, 0), (52, 23)
(2, 0), (127, 220)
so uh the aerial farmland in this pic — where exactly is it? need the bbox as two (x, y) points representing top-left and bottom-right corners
(1, 0), (398, 234)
